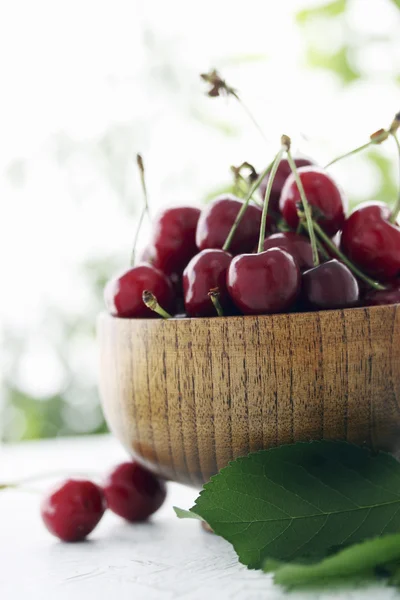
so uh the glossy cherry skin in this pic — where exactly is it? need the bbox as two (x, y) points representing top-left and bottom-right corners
(183, 249), (233, 317)
(41, 480), (106, 542)
(262, 232), (315, 271)
(227, 248), (300, 314)
(103, 462), (167, 522)
(146, 207), (201, 276)
(280, 167), (345, 237)
(196, 195), (267, 255)
(301, 259), (360, 311)
(341, 202), (400, 281)
(363, 285), (400, 306)
(259, 157), (313, 216)
(104, 263), (174, 318)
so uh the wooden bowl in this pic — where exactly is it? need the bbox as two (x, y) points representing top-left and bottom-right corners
(98, 305), (400, 486)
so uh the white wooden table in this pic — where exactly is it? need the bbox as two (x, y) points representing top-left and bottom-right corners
(1, 435), (399, 600)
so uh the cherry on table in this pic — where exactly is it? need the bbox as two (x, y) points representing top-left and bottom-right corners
(104, 263), (175, 318)
(363, 284), (400, 306)
(259, 157), (313, 215)
(301, 259), (360, 311)
(41, 479), (106, 542)
(280, 167), (346, 237)
(262, 231), (315, 271)
(341, 202), (400, 281)
(103, 462), (167, 522)
(227, 248), (300, 315)
(196, 195), (267, 255)
(183, 249), (233, 317)
(146, 206), (201, 276)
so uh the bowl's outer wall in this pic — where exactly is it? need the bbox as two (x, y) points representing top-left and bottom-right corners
(98, 306), (400, 486)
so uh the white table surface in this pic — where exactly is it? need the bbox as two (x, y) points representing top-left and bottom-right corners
(1, 435), (399, 600)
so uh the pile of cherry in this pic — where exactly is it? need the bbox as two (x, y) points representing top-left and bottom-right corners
(5, 461), (166, 542)
(105, 136), (400, 320)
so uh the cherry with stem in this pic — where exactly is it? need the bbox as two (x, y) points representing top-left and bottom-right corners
(285, 139), (320, 267)
(390, 131), (400, 224)
(226, 137), (301, 315)
(312, 220), (386, 291)
(222, 160), (274, 252)
(257, 140), (288, 252)
(142, 290), (172, 319)
(208, 288), (224, 316)
(131, 154), (151, 266)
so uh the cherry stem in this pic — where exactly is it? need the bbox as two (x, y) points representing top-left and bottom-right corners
(208, 288), (224, 317)
(312, 220), (386, 290)
(231, 91), (268, 144)
(257, 144), (286, 253)
(231, 163), (262, 208)
(142, 290), (172, 319)
(298, 221), (329, 261)
(390, 132), (400, 224)
(324, 113), (400, 169)
(286, 146), (320, 267)
(325, 140), (375, 168)
(222, 160), (274, 252)
(201, 70), (268, 144)
(232, 172), (262, 206)
(131, 154), (151, 267)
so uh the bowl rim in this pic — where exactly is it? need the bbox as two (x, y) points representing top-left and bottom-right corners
(99, 302), (400, 325)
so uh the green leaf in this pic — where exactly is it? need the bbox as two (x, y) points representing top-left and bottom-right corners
(181, 442), (400, 569)
(389, 0), (400, 9)
(296, 0), (347, 24)
(264, 534), (400, 589)
(173, 507), (204, 521)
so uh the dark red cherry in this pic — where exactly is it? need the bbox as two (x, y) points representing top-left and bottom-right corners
(262, 232), (315, 271)
(41, 479), (106, 542)
(341, 202), (400, 281)
(301, 259), (359, 311)
(104, 263), (174, 318)
(363, 285), (400, 306)
(146, 207), (201, 275)
(103, 462), (167, 522)
(280, 167), (345, 237)
(259, 157), (313, 215)
(183, 249), (232, 317)
(226, 248), (300, 314)
(196, 195), (267, 255)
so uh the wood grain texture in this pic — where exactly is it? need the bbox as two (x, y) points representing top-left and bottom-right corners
(98, 305), (400, 486)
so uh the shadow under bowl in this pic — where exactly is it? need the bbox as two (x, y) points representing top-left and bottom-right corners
(98, 305), (400, 487)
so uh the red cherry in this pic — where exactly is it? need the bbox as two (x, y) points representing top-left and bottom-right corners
(341, 202), (400, 281)
(104, 263), (174, 318)
(301, 259), (360, 311)
(363, 284), (400, 306)
(41, 480), (106, 542)
(196, 195), (267, 255)
(227, 248), (300, 314)
(103, 462), (167, 522)
(146, 207), (201, 275)
(280, 167), (346, 237)
(183, 249), (233, 317)
(259, 157), (313, 215)
(262, 232), (315, 271)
